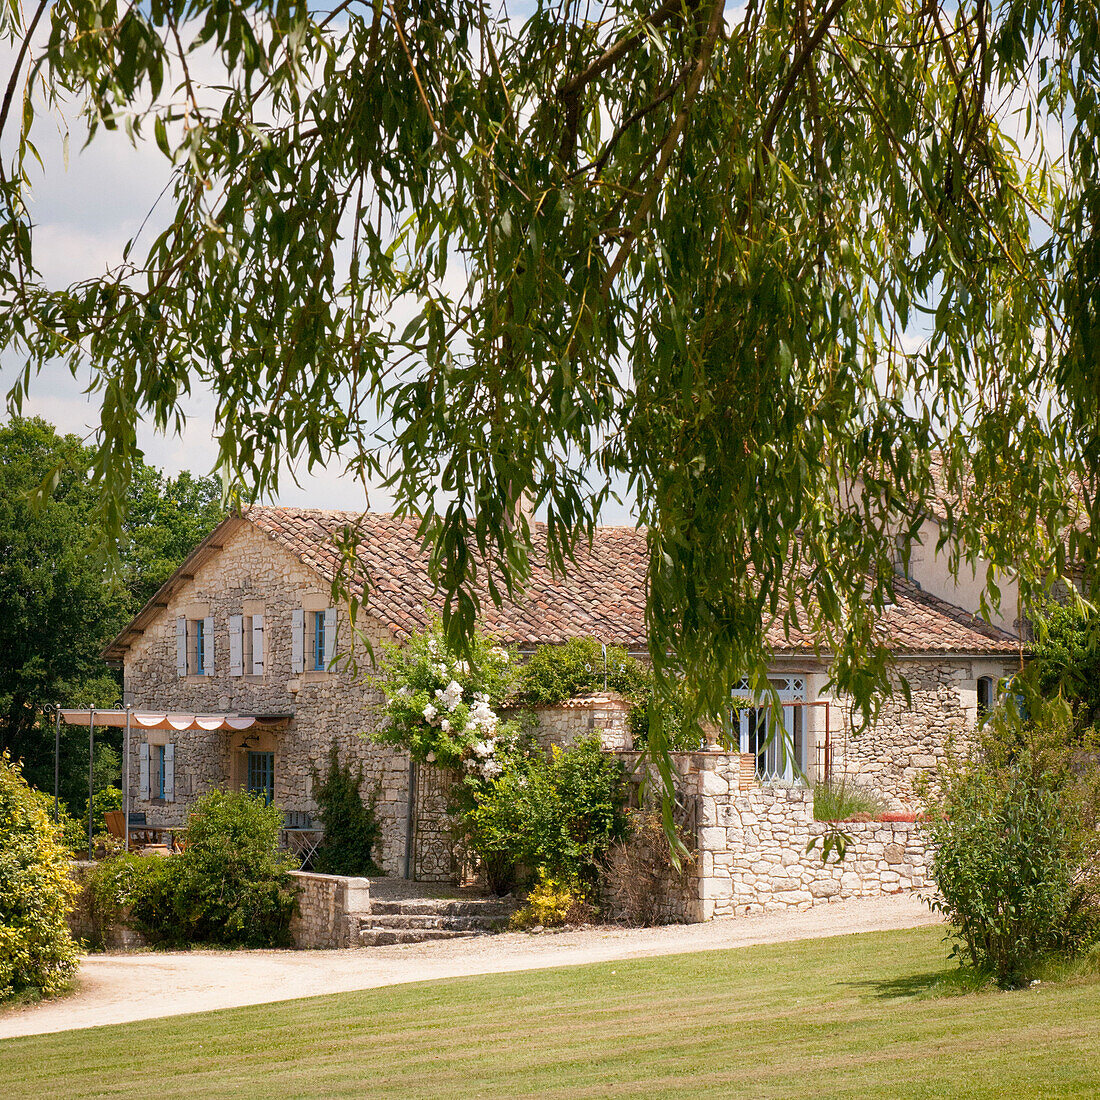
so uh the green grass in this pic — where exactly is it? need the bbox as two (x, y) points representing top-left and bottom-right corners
(4, 927), (1100, 1098)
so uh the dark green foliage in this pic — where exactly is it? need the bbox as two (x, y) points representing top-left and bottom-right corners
(310, 744), (382, 877)
(1031, 601), (1100, 729)
(927, 693), (1100, 988)
(0, 417), (224, 814)
(516, 639), (695, 751)
(93, 790), (298, 948)
(0, 752), (78, 1000)
(461, 736), (629, 895)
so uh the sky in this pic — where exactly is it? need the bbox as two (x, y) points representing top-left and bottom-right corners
(0, 12), (634, 520)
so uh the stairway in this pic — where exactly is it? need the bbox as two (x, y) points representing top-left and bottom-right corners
(356, 894), (519, 947)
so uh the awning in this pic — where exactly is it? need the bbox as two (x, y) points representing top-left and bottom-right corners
(60, 710), (258, 732)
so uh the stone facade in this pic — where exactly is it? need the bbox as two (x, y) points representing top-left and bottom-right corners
(289, 871), (371, 948)
(120, 522), (411, 874)
(825, 657), (1008, 809)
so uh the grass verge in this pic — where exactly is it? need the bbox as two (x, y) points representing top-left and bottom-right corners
(3, 926), (1100, 1099)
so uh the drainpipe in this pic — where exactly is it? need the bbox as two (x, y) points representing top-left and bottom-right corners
(602, 643), (608, 691)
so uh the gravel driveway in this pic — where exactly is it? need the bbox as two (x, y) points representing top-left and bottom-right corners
(0, 892), (939, 1039)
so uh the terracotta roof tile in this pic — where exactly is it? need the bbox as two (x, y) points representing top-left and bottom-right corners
(245, 506), (1020, 656)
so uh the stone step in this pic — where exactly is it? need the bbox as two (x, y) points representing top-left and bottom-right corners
(357, 927), (476, 947)
(364, 913), (508, 932)
(369, 898), (516, 918)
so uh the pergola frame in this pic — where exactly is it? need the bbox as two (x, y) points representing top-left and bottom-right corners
(55, 708), (258, 857)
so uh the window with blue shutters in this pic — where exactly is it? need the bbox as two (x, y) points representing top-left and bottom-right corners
(313, 611), (325, 669)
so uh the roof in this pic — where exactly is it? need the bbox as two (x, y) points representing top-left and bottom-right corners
(104, 506), (1021, 660)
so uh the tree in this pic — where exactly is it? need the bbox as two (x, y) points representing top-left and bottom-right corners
(0, 417), (224, 809)
(1, 3), (1097, 769)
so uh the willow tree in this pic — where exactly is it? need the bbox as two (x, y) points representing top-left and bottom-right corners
(2, 1), (1098, 753)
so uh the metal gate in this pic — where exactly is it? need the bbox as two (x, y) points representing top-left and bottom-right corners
(409, 762), (458, 882)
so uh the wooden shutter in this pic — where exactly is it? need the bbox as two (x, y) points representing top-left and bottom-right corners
(202, 615), (215, 675)
(176, 618), (187, 676)
(291, 608), (305, 673)
(164, 743), (175, 802)
(323, 607), (336, 670)
(251, 614), (264, 675)
(139, 743), (150, 800)
(229, 614), (244, 676)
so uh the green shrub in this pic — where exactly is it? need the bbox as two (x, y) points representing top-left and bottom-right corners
(510, 873), (594, 929)
(927, 692), (1100, 988)
(516, 638), (696, 750)
(310, 744), (382, 876)
(813, 778), (886, 821)
(0, 752), (79, 1000)
(94, 790), (299, 948)
(461, 735), (629, 895)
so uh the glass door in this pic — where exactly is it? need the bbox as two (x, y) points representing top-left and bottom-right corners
(733, 677), (806, 782)
(246, 751), (275, 803)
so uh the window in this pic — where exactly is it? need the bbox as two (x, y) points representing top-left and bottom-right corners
(247, 751), (275, 804)
(229, 613), (265, 677)
(732, 676), (806, 783)
(977, 676), (996, 718)
(138, 742), (174, 802)
(176, 616), (214, 676)
(291, 607), (335, 674)
(312, 611), (326, 670)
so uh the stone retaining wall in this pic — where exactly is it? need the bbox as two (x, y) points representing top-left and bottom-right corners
(702, 786), (931, 918)
(289, 870), (371, 948)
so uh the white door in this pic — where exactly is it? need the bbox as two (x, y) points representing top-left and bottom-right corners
(735, 676), (806, 782)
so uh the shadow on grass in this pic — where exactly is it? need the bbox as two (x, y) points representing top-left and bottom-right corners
(845, 967), (991, 1001)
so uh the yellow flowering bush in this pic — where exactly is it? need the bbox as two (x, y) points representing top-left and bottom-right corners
(0, 752), (79, 1000)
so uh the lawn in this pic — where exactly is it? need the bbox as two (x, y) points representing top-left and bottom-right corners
(3, 926), (1099, 1099)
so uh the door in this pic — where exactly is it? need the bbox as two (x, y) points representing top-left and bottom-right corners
(246, 751), (275, 804)
(734, 676), (806, 782)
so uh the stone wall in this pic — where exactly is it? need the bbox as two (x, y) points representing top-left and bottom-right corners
(66, 862), (148, 950)
(524, 693), (634, 751)
(289, 870), (371, 948)
(121, 522), (410, 874)
(606, 751), (933, 922)
(827, 660), (983, 810)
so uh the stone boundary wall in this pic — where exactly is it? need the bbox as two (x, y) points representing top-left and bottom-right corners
(607, 751), (933, 923)
(523, 693), (634, 752)
(289, 870), (371, 948)
(702, 786), (931, 919)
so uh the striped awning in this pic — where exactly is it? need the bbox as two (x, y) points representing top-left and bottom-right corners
(59, 710), (257, 732)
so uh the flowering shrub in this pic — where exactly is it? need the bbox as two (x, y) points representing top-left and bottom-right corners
(372, 622), (521, 776)
(0, 752), (79, 1000)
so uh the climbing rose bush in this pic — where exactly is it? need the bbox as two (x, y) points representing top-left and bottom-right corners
(372, 623), (520, 774)
(0, 752), (79, 1000)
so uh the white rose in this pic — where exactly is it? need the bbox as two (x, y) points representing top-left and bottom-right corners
(423, 703), (438, 722)
(426, 751), (436, 763)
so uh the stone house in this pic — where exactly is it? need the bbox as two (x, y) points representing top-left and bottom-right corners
(103, 506), (1020, 891)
